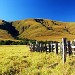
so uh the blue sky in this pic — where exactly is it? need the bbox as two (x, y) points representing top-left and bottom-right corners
(0, 0), (75, 22)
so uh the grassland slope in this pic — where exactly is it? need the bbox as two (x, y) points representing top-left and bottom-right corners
(0, 20), (14, 40)
(1, 19), (75, 41)
(12, 19), (75, 41)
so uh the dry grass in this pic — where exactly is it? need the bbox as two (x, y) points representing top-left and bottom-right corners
(0, 45), (75, 75)
(12, 19), (75, 41)
(0, 29), (14, 40)
(1, 19), (75, 41)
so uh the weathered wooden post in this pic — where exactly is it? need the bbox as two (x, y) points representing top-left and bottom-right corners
(48, 42), (51, 52)
(31, 44), (34, 51)
(29, 41), (31, 45)
(72, 40), (75, 56)
(33, 44), (36, 52)
(42, 44), (44, 52)
(37, 43), (40, 52)
(62, 38), (67, 63)
(29, 41), (33, 51)
(35, 44), (38, 52)
(36, 41), (38, 45)
(46, 43), (49, 53)
(38, 43), (43, 52)
(43, 44), (45, 52)
(35, 41), (38, 52)
(73, 39), (75, 45)
(67, 41), (72, 56)
(29, 43), (32, 51)
(55, 42), (58, 54)
(40, 43), (43, 52)
(44, 43), (47, 52)
(51, 42), (54, 52)
(60, 42), (62, 53)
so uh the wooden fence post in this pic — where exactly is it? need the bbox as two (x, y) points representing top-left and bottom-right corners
(60, 42), (62, 54)
(72, 40), (75, 56)
(40, 43), (43, 52)
(33, 44), (35, 52)
(29, 43), (32, 51)
(67, 41), (72, 56)
(35, 44), (37, 52)
(46, 43), (49, 53)
(51, 42), (54, 52)
(36, 41), (38, 45)
(55, 42), (58, 54)
(44, 43), (47, 52)
(62, 38), (67, 63)
(35, 41), (39, 52)
(31, 44), (34, 51)
(37, 43), (40, 52)
(49, 42), (51, 52)
(29, 41), (31, 45)
(39, 43), (43, 52)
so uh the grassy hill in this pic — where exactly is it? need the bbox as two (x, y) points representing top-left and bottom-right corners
(1, 18), (75, 41)
(0, 20), (14, 40)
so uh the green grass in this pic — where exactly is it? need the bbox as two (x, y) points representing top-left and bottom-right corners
(0, 45), (75, 75)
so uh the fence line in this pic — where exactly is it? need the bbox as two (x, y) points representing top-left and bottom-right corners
(29, 38), (75, 63)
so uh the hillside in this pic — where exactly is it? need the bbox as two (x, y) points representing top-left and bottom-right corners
(0, 20), (14, 40)
(0, 19), (75, 41)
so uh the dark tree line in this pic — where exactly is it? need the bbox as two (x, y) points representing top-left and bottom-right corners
(0, 38), (36, 45)
(0, 37), (59, 45)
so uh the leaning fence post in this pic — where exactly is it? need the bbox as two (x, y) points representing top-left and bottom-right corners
(62, 38), (67, 63)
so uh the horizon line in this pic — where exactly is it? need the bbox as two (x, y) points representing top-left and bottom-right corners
(0, 18), (75, 23)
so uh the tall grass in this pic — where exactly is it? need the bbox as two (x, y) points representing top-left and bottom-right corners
(0, 45), (75, 75)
